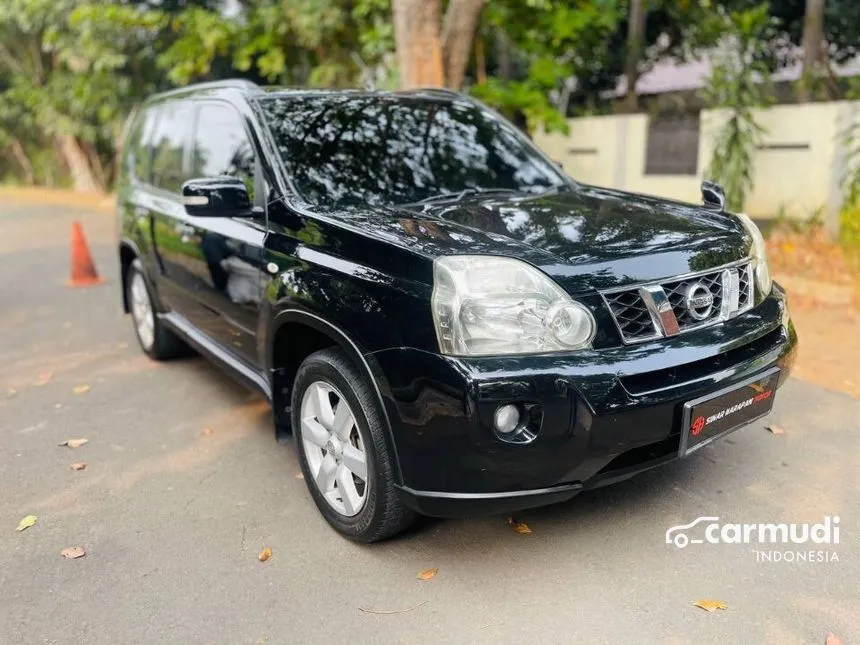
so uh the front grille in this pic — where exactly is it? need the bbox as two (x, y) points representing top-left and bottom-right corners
(601, 261), (754, 344)
(663, 269), (724, 329)
(603, 289), (659, 342)
(738, 264), (752, 309)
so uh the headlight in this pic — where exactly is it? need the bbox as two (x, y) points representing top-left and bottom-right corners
(431, 256), (595, 356)
(736, 213), (772, 297)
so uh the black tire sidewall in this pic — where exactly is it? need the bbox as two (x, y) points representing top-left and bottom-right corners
(291, 351), (389, 540)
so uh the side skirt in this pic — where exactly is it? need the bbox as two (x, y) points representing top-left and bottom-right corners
(159, 312), (272, 400)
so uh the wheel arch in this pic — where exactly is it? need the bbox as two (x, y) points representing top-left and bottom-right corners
(268, 308), (403, 484)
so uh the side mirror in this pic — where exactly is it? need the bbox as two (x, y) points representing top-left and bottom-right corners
(182, 177), (252, 218)
(701, 180), (726, 211)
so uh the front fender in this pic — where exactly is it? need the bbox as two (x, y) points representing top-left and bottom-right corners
(266, 306), (404, 485)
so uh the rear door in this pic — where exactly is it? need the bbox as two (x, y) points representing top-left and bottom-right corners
(146, 99), (216, 332)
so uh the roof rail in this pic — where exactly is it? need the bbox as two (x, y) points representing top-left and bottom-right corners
(149, 78), (262, 101)
(402, 87), (462, 96)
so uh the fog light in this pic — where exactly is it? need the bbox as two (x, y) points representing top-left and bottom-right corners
(494, 404), (521, 434)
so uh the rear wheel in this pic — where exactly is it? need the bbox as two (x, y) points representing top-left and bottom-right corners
(126, 259), (186, 360)
(291, 348), (414, 542)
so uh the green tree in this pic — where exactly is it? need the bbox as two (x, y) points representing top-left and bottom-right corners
(701, 4), (776, 212)
(472, 0), (623, 133)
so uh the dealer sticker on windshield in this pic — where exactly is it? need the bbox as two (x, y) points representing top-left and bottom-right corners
(680, 367), (780, 457)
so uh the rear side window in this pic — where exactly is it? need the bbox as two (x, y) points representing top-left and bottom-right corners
(129, 106), (159, 183)
(150, 100), (194, 193)
(191, 102), (256, 200)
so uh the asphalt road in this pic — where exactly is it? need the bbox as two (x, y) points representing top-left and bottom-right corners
(1, 196), (858, 645)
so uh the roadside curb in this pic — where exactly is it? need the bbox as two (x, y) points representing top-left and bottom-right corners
(0, 187), (114, 212)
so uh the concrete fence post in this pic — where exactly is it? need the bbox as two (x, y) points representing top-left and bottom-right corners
(612, 116), (629, 190)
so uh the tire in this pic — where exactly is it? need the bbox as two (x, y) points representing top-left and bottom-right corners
(291, 347), (414, 542)
(126, 259), (186, 361)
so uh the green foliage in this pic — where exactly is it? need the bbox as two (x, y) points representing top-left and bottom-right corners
(840, 110), (860, 249)
(473, 0), (623, 132)
(471, 78), (569, 135)
(842, 114), (860, 210)
(701, 3), (775, 212)
(158, 0), (394, 88)
(1, 0), (859, 191)
(840, 207), (860, 251)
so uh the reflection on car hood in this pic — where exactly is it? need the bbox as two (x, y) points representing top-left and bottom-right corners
(313, 185), (752, 293)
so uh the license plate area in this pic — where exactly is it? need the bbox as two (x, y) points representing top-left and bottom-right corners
(680, 368), (780, 457)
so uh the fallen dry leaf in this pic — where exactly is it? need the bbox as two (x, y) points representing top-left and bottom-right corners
(16, 515), (37, 532)
(59, 438), (88, 448)
(72, 384), (91, 395)
(35, 372), (53, 386)
(507, 517), (532, 534)
(693, 600), (727, 612)
(69, 462), (87, 471)
(766, 425), (785, 435)
(258, 547), (272, 562)
(825, 633), (844, 645)
(60, 546), (86, 559)
(200, 427), (213, 436)
(294, 472), (304, 480)
(417, 567), (438, 581)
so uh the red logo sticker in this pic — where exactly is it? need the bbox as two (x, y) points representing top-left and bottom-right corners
(691, 416), (706, 436)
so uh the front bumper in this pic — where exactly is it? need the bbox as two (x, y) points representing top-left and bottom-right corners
(367, 286), (797, 517)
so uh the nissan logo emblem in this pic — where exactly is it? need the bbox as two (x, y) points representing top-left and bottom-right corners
(684, 282), (714, 321)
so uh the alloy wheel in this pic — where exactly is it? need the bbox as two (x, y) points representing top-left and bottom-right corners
(130, 272), (155, 350)
(300, 381), (368, 517)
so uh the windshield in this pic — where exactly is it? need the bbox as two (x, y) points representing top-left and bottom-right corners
(260, 94), (568, 208)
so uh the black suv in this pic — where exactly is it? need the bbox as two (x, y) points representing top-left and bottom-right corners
(117, 80), (797, 542)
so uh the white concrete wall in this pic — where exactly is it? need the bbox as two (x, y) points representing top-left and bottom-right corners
(533, 101), (860, 231)
(535, 114), (622, 190)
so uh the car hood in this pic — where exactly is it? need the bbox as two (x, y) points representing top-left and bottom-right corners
(312, 185), (752, 293)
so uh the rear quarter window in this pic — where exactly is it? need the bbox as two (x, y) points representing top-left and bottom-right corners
(128, 106), (160, 184)
(150, 100), (194, 193)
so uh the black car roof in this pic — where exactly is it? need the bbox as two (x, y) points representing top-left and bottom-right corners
(146, 78), (463, 104)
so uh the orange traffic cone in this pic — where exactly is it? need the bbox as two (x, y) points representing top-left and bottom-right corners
(66, 221), (104, 287)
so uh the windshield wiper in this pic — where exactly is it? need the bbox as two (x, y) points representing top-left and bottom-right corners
(412, 187), (520, 205)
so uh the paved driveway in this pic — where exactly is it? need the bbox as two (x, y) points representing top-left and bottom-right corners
(1, 196), (858, 644)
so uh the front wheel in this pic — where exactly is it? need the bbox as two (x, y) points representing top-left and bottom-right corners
(291, 348), (414, 542)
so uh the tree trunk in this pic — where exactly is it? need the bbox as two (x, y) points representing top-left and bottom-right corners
(441, 0), (484, 90)
(495, 29), (513, 80)
(9, 138), (35, 185)
(58, 134), (103, 193)
(82, 141), (108, 191)
(475, 34), (486, 85)
(392, 0), (445, 89)
(622, 0), (645, 113)
(799, 0), (826, 102)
